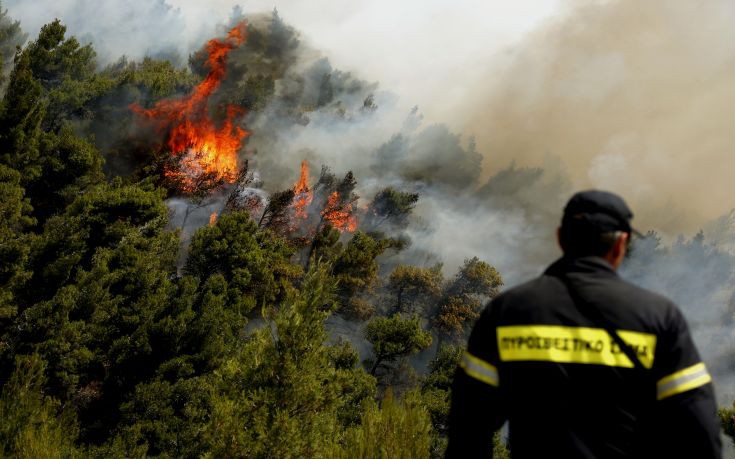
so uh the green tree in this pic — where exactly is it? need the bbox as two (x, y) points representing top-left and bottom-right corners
(105, 56), (195, 100)
(0, 20), (106, 225)
(15, 20), (107, 130)
(0, 43), (44, 182)
(435, 257), (503, 340)
(333, 231), (392, 300)
(331, 389), (433, 459)
(327, 340), (377, 427)
(720, 406), (735, 448)
(423, 345), (461, 394)
(0, 355), (82, 458)
(15, 230), (181, 435)
(7, 182), (262, 454)
(267, 8), (300, 59)
(420, 344), (461, 456)
(366, 187), (419, 230)
(105, 271), (250, 456)
(0, 164), (34, 322)
(19, 181), (168, 306)
(445, 256), (503, 299)
(205, 263), (375, 457)
(257, 188), (295, 233)
(372, 125), (482, 191)
(27, 125), (104, 223)
(0, 2), (27, 87)
(185, 211), (302, 314)
(365, 315), (432, 376)
(2, 180), (180, 442)
(308, 223), (343, 265)
(387, 264), (443, 314)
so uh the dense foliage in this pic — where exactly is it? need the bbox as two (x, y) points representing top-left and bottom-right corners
(0, 10), (506, 457)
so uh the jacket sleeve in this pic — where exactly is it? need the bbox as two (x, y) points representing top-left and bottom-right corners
(651, 306), (721, 458)
(445, 301), (507, 458)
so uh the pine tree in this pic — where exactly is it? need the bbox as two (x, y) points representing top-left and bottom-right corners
(365, 315), (432, 376)
(185, 211), (302, 314)
(205, 263), (376, 457)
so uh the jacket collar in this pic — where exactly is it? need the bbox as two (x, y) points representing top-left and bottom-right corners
(544, 256), (618, 278)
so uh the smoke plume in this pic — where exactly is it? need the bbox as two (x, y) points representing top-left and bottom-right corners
(463, 0), (735, 235)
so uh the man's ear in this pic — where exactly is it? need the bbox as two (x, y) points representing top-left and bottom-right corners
(611, 232), (629, 267)
(557, 227), (563, 252)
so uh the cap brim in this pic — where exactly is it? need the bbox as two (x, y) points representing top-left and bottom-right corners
(630, 227), (645, 238)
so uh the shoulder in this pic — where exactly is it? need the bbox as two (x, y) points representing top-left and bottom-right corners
(609, 276), (683, 324)
(494, 275), (565, 303)
(483, 271), (683, 331)
(479, 275), (567, 321)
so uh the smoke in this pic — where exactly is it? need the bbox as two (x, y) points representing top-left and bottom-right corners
(5, 0), (221, 64)
(462, 0), (735, 235)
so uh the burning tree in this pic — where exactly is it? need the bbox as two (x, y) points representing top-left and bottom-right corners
(131, 21), (250, 196)
(314, 167), (359, 233)
(286, 161), (359, 236)
(292, 159), (313, 220)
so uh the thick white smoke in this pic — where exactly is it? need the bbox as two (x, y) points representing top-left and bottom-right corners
(463, 0), (735, 235)
(5, 0), (220, 64)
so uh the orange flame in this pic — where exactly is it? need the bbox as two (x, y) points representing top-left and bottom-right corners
(131, 21), (249, 192)
(293, 160), (313, 219)
(321, 191), (358, 232)
(209, 211), (218, 226)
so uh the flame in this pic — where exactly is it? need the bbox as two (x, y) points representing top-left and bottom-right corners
(292, 160), (313, 219)
(131, 21), (249, 192)
(321, 191), (358, 232)
(209, 211), (218, 226)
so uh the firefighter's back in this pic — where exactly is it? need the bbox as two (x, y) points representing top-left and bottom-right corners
(446, 190), (721, 459)
(492, 257), (671, 457)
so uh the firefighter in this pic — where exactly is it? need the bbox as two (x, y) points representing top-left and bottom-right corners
(446, 190), (721, 458)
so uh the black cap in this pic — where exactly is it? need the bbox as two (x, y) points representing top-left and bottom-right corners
(562, 190), (641, 236)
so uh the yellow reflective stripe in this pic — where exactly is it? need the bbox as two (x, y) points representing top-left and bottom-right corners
(657, 363), (711, 400)
(497, 325), (656, 369)
(460, 351), (499, 387)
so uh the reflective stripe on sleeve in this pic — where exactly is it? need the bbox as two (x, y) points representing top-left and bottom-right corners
(460, 351), (499, 387)
(657, 362), (712, 400)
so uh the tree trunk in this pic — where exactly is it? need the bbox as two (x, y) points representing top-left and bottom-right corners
(370, 357), (383, 376)
(180, 203), (193, 232)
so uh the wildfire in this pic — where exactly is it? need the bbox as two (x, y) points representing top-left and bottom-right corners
(321, 191), (358, 232)
(131, 21), (249, 192)
(209, 211), (218, 226)
(292, 160), (313, 219)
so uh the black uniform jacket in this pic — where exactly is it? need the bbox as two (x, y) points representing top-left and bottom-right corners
(446, 256), (721, 458)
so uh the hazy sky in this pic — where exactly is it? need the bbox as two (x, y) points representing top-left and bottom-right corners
(168, 0), (562, 120)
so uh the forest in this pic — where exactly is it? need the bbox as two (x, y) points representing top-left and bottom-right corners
(2, 4), (735, 458)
